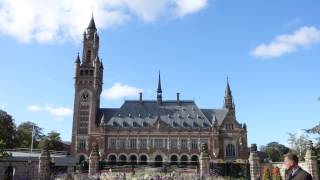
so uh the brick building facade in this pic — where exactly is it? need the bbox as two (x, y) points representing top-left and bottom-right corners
(71, 17), (249, 165)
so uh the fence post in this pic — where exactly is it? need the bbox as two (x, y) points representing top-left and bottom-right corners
(249, 143), (260, 180)
(304, 140), (319, 180)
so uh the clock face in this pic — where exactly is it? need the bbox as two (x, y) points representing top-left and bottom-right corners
(80, 91), (89, 102)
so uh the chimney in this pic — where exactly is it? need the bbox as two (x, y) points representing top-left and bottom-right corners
(139, 92), (143, 104)
(177, 92), (180, 105)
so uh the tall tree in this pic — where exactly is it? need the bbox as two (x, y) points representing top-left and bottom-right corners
(39, 131), (64, 151)
(0, 110), (16, 149)
(15, 121), (43, 149)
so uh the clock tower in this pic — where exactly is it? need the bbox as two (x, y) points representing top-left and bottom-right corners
(71, 16), (103, 156)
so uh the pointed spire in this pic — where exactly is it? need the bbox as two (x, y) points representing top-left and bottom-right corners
(100, 114), (106, 126)
(225, 76), (232, 97)
(157, 71), (162, 93)
(87, 14), (97, 30)
(224, 77), (235, 111)
(75, 52), (80, 63)
(157, 71), (162, 105)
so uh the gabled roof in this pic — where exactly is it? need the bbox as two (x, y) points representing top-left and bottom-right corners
(97, 100), (229, 129)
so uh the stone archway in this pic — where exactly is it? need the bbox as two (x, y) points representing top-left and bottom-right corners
(118, 155), (127, 166)
(155, 155), (163, 167)
(170, 155), (179, 165)
(180, 155), (189, 166)
(191, 155), (199, 166)
(129, 154), (138, 165)
(139, 155), (148, 165)
(108, 155), (117, 165)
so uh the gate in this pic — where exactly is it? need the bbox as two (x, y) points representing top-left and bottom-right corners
(209, 162), (250, 178)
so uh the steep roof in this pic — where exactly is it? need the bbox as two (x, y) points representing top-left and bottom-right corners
(97, 100), (229, 129)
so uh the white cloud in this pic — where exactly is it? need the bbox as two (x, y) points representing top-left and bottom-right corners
(0, 0), (208, 43)
(27, 105), (43, 112)
(44, 105), (73, 118)
(251, 26), (320, 59)
(102, 83), (143, 99)
(176, 0), (207, 17)
(27, 104), (73, 120)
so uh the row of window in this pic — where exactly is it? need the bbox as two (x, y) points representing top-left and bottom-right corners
(112, 121), (211, 128)
(116, 113), (205, 119)
(79, 69), (94, 76)
(78, 139), (236, 158)
(108, 138), (208, 150)
(225, 123), (234, 130)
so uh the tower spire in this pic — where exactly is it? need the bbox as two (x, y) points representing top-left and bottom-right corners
(224, 77), (234, 111)
(157, 71), (162, 105)
(87, 14), (97, 30)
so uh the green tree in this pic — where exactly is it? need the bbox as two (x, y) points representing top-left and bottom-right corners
(0, 110), (16, 149)
(0, 139), (12, 157)
(15, 121), (43, 148)
(39, 131), (64, 151)
(260, 142), (290, 162)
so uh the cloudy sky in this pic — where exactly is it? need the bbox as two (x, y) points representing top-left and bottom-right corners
(0, 0), (319, 147)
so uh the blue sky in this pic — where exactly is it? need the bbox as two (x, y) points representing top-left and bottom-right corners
(0, 0), (319, 148)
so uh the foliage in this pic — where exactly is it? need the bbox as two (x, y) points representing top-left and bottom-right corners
(272, 167), (282, 180)
(0, 110), (16, 148)
(287, 132), (309, 160)
(305, 122), (320, 135)
(0, 139), (12, 158)
(262, 166), (270, 180)
(38, 131), (64, 151)
(15, 121), (44, 148)
(260, 142), (290, 162)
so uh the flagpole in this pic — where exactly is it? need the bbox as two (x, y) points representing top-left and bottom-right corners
(30, 125), (34, 153)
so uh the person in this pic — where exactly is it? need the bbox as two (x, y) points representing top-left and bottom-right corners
(283, 153), (313, 180)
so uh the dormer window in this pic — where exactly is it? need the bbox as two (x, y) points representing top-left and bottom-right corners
(123, 122), (129, 127)
(173, 121), (179, 127)
(133, 122), (139, 127)
(113, 121), (119, 127)
(143, 122), (149, 127)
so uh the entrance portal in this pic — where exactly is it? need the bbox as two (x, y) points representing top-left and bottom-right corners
(154, 155), (163, 167)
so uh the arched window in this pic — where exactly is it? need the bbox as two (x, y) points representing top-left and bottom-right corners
(86, 50), (91, 62)
(226, 144), (235, 157)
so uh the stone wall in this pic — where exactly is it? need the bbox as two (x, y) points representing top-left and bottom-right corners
(0, 158), (39, 179)
(250, 141), (319, 180)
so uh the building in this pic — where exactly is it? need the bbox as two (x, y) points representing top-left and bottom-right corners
(71, 17), (249, 166)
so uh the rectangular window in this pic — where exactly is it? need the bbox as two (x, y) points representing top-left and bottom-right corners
(129, 139), (137, 149)
(139, 139), (147, 149)
(154, 139), (163, 149)
(191, 139), (198, 149)
(181, 139), (188, 149)
(109, 139), (116, 149)
(170, 139), (178, 149)
(118, 139), (126, 149)
(79, 139), (86, 150)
